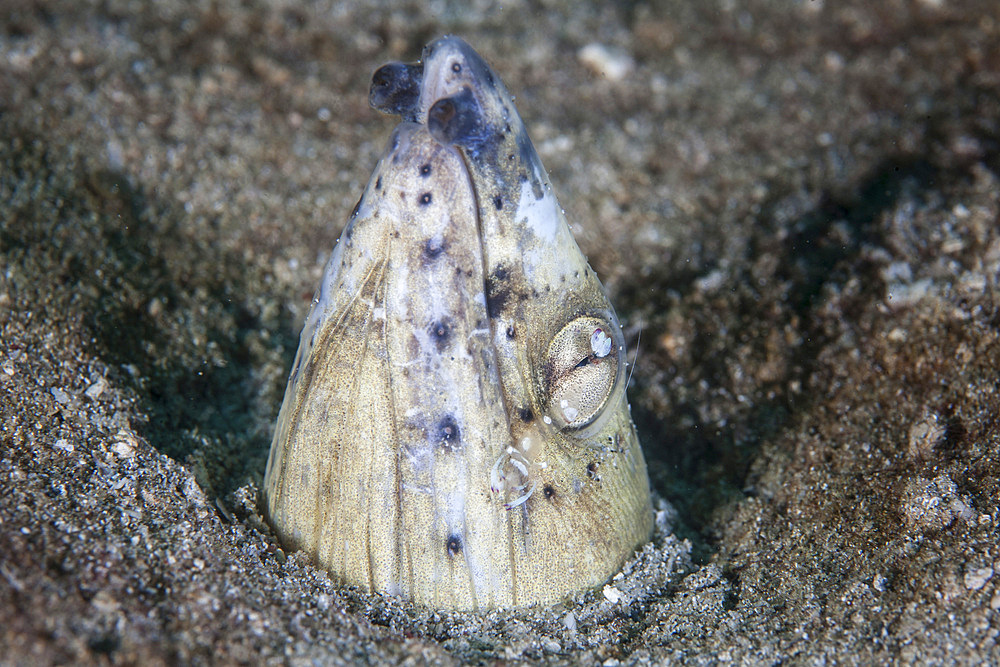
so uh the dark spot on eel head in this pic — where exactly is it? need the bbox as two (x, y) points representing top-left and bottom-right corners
(436, 414), (461, 450)
(518, 407), (534, 422)
(419, 192), (432, 206)
(543, 484), (556, 499)
(446, 534), (462, 556)
(419, 162), (432, 177)
(586, 462), (598, 478)
(423, 237), (445, 261)
(493, 195), (503, 210)
(505, 325), (516, 339)
(485, 266), (513, 319)
(375, 175), (383, 190)
(428, 318), (452, 351)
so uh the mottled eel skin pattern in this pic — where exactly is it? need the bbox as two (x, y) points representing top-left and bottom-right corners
(264, 37), (652, 610)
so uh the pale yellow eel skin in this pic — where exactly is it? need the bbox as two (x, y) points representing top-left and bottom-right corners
(264, 36), (653, 610)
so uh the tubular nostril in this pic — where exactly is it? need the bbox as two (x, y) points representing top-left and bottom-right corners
(428, 98), (457, 127)
(427, 88), (485, 148)
(369, 62), (424, 119)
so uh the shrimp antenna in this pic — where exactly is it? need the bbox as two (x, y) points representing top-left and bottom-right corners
(625, 313), (642, 392)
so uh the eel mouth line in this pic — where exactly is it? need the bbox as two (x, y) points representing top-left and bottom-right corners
(451, 140), (529, 502)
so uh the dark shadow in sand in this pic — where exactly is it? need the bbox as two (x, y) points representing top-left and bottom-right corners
(1, 130), (298, 499)
(621, 155), (950, 561)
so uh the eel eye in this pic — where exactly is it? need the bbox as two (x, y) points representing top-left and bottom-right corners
(542, 312), (626, 436)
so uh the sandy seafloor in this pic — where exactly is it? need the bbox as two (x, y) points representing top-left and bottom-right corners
(2, 0), (1000, 664)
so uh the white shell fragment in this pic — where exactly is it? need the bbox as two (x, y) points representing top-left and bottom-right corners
(263, 36), (653, 610)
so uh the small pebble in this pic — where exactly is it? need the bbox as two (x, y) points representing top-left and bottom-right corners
(84, 377), (108, 400)
(562, 610), (577, 634)
(577, 43), (634, 82)
(50, 387), (72, 405)
(112, 436), (136, 458)
(541, 637), (561, 653)
(964, 566), (993, 591)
